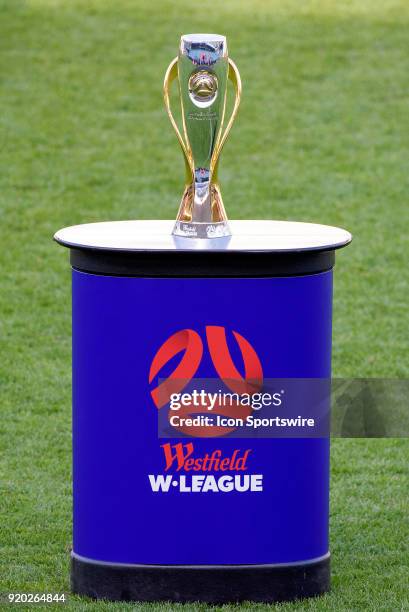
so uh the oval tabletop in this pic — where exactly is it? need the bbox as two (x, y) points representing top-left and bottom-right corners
(54, 220), (352, 253)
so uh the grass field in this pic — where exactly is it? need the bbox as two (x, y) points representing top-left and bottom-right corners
(0, 0), (408, 610)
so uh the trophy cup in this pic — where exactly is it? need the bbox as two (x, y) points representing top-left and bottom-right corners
(164, 33), (241, 239)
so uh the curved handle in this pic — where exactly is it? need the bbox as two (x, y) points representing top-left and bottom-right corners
(211, 58), (242, 173)
(163, 57), (193, 176)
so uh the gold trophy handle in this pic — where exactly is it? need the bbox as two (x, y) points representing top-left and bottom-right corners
(163, 57), (193, 178)
(212, 58), (242, 174)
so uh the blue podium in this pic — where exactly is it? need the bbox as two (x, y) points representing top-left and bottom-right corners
(55, 219), (351, 603)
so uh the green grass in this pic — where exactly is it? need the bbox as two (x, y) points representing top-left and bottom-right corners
(0, 0), (408, 610)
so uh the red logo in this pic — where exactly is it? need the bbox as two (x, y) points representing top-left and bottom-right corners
(161, 442), (251, 472)
(149, 326), (263, 437)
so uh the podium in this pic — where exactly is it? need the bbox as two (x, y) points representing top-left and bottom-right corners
(55, 219), (351, 603)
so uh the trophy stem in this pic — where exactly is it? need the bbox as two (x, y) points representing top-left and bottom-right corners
(173, 171), (231, 238)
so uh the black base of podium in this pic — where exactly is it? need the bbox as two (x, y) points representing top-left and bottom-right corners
(71, 554), (330, 604)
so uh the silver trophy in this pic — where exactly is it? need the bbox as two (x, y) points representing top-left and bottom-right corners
(164, 34), (241, 238)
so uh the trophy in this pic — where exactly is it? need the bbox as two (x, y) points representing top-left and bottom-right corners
(164, 33), (241, 239)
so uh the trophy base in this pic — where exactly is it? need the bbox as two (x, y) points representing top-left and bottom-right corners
(71, 553), (330, 604)
(172, 220), (231, 239)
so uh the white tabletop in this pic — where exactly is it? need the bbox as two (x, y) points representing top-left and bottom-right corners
(54, 220), (352, 253)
